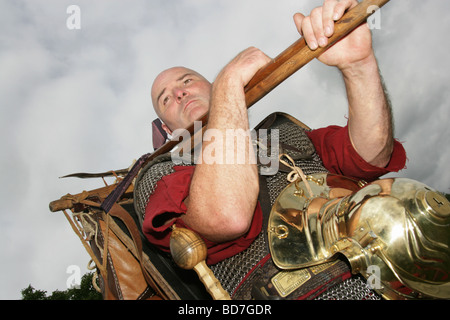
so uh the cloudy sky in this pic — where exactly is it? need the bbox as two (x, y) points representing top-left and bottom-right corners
(1, 0), (449, 299)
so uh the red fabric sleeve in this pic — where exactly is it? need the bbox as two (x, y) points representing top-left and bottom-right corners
(142, 165), (263, 265)
(306, 125), (407, 182)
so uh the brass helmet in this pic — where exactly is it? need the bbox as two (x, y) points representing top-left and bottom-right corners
(268, 173), (450, 300)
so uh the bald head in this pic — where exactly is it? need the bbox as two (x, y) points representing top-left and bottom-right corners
(151, 67), (212, 133)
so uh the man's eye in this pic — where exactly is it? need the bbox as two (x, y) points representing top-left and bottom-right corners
(184, 79), (192, 85)
(163, 96), (169, 105)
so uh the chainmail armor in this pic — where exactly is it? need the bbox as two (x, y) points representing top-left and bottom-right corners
(134, 113), (381, 300)
(316, 275), (381, 300)
(210, 117), (329, 296)
(134, 154), (191, 226)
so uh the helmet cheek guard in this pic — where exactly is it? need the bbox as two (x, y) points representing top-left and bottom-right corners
(268, 173), (450, 300)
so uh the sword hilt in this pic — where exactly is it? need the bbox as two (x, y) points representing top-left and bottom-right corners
(170, 226), (231, 300)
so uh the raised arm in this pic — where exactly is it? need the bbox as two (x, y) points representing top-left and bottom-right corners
(294, 0), (394, 167)
(184, 48), (271, 242)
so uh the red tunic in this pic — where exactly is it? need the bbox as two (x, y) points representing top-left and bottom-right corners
(307, 125), (407, 181)
(142, 125), (406, 265)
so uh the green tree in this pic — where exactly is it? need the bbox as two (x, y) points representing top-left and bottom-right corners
(21, 272), (102, 300)
(21, 285), (48, 300)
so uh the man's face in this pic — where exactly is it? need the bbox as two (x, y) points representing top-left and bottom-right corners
(151, 67), (212, 134)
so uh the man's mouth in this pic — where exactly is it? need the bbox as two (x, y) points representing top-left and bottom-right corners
(183, 100), (196, 112)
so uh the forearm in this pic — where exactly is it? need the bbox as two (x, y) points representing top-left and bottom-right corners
(185, 77), (259, 242)
(341, 53), (394, 167)
(183, 47), (269, 242)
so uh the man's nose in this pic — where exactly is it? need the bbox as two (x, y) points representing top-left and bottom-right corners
(175, 88), (188, 102)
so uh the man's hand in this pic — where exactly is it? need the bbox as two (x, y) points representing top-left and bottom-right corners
(214, 47), (272, 89)
(293, 0), (373, 71)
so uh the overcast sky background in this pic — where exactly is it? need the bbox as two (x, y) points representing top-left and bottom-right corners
(1, 0), (449, 299)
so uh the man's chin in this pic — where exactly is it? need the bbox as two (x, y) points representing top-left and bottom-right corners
(187, 107), (208, 123)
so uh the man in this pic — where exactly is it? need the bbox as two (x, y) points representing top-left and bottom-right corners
(143, 0), (405, 272)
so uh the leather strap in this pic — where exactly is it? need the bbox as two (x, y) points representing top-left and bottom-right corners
(107, 203), (169, 300)
(101, 153), (152, 213)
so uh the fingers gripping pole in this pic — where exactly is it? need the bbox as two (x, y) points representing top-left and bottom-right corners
(170, 226), (231, 300)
